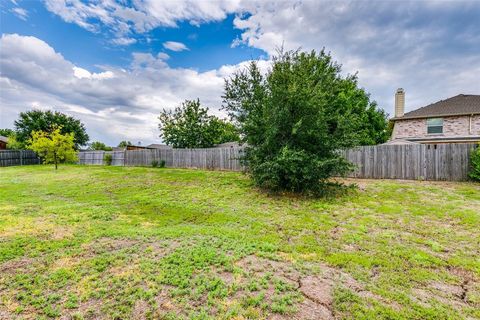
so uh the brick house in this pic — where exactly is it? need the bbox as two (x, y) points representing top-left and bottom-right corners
(390, 89), (480, 144)
(0, 136), (7, 150)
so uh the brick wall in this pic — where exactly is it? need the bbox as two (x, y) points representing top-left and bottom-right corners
(392, 115), (480, 140)
(473, 114), (480, 135)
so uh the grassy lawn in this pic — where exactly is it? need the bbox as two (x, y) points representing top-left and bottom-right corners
(0, 165), (479, 320)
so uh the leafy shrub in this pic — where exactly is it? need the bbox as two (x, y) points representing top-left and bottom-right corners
(469, 147), (480, 181)
(250, 147), (352, 194)
(223, 50), (387, 194)
(151, 160), (166, 168)
(103, 153), (113, 166)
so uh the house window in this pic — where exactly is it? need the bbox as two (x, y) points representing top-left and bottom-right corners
(427, 118), (443, 134)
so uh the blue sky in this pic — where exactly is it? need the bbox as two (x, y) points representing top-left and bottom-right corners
(1, 0), (479, 145)
(0, 1), (264, 72)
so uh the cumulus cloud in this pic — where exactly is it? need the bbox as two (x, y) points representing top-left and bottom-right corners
(163, 41), (189, 52)
(44, 0), (244, 40)
(73, 67), (114, 80)
(232, 1), (480, 113)
(3, 1), (480, 145)
(0, 34), (261, 145)
(41, 1), (480, 113)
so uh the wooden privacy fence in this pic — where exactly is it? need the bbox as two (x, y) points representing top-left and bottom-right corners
(0, 150), (41, 167)
(79, 148), (243, 171)
(78, 144), (478, 181)
(125, 148), (243, 171)
(341, 143), (477, 181)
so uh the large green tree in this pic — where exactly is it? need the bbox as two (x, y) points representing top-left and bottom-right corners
(0, 129), (14, 137)
(223, 50), (389, 194)
(14, 110), (89, 149)
(90, 141), (113, 151)
(209, 117), (240, 145)
(117, 141), (132, 148)
(158, 99), (239, 148)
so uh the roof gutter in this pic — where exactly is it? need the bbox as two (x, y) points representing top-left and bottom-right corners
(391, 112), (480, 121)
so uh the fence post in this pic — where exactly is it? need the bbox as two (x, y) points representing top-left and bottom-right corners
(20, 150), (23, 166)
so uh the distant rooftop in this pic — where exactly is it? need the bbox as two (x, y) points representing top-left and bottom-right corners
(0, 136), (8, 143)
(394, 94), (480, 120)
(146, 144), (172, 149)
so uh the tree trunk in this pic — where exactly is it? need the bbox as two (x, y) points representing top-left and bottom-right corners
(54, 152), (58, 170)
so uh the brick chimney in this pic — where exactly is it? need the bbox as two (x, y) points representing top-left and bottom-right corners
(395, 88), (405, 118)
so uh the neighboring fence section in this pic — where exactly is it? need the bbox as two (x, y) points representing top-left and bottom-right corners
(79, 148), (243, 171)
(78, 151), (125, 166)
(125, 148), (243, 171)
(341, 143), (477, 181)
(0, 150), (41, 167)
(78, 144), (478, 181)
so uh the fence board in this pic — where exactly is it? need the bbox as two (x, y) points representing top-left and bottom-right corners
(78, 144), (477, 181)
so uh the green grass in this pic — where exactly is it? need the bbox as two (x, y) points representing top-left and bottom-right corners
(0, 165), (479, 319)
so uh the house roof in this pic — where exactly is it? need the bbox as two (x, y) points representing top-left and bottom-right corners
(0, 136), (8, 143)
(393, 94), (480, 120)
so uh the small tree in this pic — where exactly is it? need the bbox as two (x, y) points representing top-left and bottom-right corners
(469, 147), (480, 181)
(5, 133), (23, 150)
(28, 128), (77, 170)
(158, 99), (239, 148)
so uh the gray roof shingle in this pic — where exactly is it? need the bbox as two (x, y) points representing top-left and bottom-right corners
(396, 94), (480, 120)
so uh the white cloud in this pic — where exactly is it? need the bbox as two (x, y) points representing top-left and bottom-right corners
(41, 1), (480, 114)
(3, 1), (480, 145)
(232, 1), (480, 114)
(43, 0), (245, 41)
(163, 41), (189, 52)
(73, 67), (114, 80)
(111, 37), (137, 46)
(0, 34), (261, 145)
(11, 7), (28, 21)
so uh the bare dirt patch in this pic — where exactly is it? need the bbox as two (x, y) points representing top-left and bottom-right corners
(131, 300), (149, 320)
(231, 254), (401, 319)
(0, 257), (35, 274)
(152, 287), (182, 318)
(411, 266), (480, 311)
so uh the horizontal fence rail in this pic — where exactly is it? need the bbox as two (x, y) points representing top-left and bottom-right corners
(0, 150), (41, 167)
(78, 144), (478, 181)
